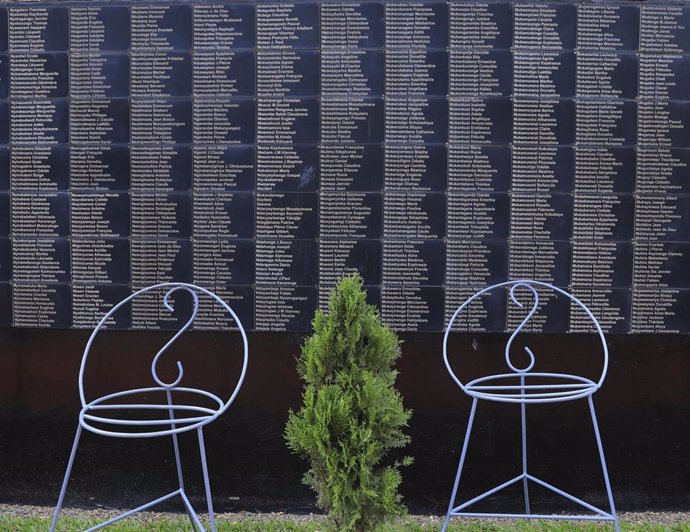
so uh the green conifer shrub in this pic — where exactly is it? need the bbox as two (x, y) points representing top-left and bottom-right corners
(285, 273), (412, 532)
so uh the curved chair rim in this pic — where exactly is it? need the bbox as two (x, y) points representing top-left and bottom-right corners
(79, 386), (224, 439)
(78, 282), (249, 422)
(463, 372), (599, 404)
(443, 280), (609, 395)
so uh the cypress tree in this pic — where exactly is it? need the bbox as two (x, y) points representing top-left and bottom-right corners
(285, 274), (412, 531)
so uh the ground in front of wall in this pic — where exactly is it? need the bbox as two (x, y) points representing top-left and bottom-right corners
(1, 505), (689, 531)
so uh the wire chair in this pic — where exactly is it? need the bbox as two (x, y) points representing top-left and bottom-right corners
(51, 283), (249, 532)
(441, 280), (618, 532)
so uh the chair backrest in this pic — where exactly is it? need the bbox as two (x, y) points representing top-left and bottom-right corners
(78, 283), (249, 419)
(443, 280), (609, 392)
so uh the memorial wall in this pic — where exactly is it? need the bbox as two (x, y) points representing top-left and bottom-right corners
(0, 0), (689, 333)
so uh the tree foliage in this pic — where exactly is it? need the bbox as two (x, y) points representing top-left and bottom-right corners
(285, 274), (412, 531)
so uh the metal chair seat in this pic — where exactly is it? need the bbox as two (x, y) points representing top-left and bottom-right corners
(79, 387), (224, 439)
(464, 373), (599, 404)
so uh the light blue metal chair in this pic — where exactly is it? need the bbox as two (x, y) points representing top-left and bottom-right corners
(442, 280), (619, 531)
(51, 283), (249, 532)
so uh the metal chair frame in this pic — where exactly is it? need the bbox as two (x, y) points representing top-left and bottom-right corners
(51, 283), (249, 532)
(441, 280), (619, 531)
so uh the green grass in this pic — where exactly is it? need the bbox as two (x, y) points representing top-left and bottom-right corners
(1, 516), (689, 532)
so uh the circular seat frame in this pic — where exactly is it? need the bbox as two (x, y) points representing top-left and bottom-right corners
(464, 372), (599, 404)
(80, 386), (225, 439)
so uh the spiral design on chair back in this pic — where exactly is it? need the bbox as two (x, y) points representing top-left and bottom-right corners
(504, 282), (538, 373)
(443, 280), (611, 393)
(150, 285), (200, 389)
(78, 283), (249, 415)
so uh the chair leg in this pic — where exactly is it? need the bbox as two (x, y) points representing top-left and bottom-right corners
(588, 396), (619, 532)
(198, 427), (217, 532)
(442, 398), (478, 532)
(50, 424), (83, 532)
(166, 391), (186, 492)
(521, 400), (530, 515)
(166, 391), (197, 529)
